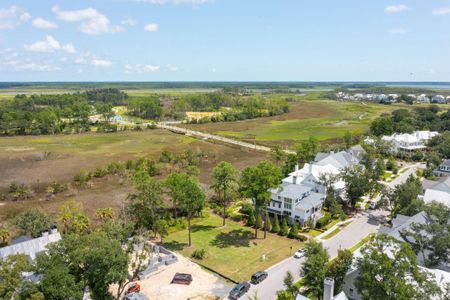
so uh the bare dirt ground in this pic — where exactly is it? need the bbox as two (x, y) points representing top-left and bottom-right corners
(139, 253), (232, 300)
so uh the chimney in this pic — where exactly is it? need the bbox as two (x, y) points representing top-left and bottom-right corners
(323, 277), (335, 300)
(42, 230), (49, 237)
(293, 175), (297, 184)
(50, 224), (58, 235)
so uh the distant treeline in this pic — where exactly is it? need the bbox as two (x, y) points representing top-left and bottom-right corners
(128, 92), (290, 121)
(0, 89), (127, 135)
(0, 89), (290, 135)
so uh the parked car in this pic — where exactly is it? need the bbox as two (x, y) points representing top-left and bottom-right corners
(251, 271), (268, 284)
(171, 273), (193, 285)
(294, 248), (306, 259)
(229, 282), (251, 299)
(369, 201), (376, 210)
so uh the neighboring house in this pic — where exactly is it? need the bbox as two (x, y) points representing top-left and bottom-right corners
(0, 226), (61, 261)
(433, 159), (450, 177)
(417, 94), (430, 103)
(381, 131), (439, 153)
(378, 211), (430, 265)
(268, 147), (362, 226)
(431, 95), (446, 104)
(421, 176), (450, 207)
(342, 239), (450, 300)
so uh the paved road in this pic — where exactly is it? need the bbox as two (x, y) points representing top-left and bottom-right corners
(246, 210), (385, 300)
(244, 164), (424, 300)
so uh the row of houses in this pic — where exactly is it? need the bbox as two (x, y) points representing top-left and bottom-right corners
(335, 92), (450, 104)
(364, 130), (439, 153)
(267, 145), (365, 226)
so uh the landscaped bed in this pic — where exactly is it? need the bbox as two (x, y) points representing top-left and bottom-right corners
(163, 213), (302, 282)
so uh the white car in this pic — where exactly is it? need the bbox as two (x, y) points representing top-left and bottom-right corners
(294, 249), (306, 259)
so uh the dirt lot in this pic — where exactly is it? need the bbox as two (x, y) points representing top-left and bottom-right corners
(139, 253), (232, 300)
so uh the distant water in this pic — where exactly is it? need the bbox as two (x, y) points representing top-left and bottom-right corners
(382, 82), (450, 90)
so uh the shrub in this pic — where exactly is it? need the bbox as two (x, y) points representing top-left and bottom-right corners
(272, 216), (280, 233)
(265, 214), (272, 232)
(297, 234), (308, 242)
(239, 202), (254, 216)
(93, 166), (108, 178)
(316, 212), (332, 229)
(74, 171), (91, 188)
(46, 181), (68, 195)
(288, 222), (299, 239)
(279, 218), (289, 236)
(256, 212), (263, 229)
(247, 209), (255, 226)
(191, 249), (206, 260)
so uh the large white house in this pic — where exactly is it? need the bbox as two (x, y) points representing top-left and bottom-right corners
(267, 147), (363, 226)
(381, 130), (439, 152)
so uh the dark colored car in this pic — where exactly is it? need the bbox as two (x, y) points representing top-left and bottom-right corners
(250, 271), (268, 284)
(171, 273), (193, 285)
(228, 282), (251, 299)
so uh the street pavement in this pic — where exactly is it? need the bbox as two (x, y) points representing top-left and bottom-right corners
(243, 163), (424, 300)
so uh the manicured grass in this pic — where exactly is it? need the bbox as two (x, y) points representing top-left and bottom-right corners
(163, 213), (302, 282)
(349, 234), (375, 252)
(321, 228), (341, 240)
(323, 218), (340, 231)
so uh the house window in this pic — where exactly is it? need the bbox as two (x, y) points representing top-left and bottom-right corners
(284, 198), (292, 210)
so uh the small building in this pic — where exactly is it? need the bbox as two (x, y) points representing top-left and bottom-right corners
(433, 159), (450, 177)
(417, 94), (430, 103)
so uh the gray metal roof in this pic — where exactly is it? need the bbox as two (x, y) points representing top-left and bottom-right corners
(0, 231), (61, 261)
(296, 192), (325, 210)
(380, 211), (429, 243)
(270, 183), (311, 199)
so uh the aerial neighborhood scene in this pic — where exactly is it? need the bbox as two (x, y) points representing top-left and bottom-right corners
(1, 1), (450, 300)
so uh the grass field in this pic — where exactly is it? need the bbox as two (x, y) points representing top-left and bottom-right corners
(182, 96), (443, 147)
(164, 213), (302, 282)
(0, 129), (271, 224)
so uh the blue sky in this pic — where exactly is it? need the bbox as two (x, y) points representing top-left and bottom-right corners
(1, 0), (450, 81)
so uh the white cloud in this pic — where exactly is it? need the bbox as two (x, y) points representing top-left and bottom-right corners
(92, 59), (113, 67)
(3, 60), (60, 72)
(32, 18), (58, 29)
(167, 64), (178, 71)
(24, 36), (76, 54)
(125, 64), (160, 73)
(137, 0), (215, 5)
(432, 8), (450, 15)
(52, 5), (123, 35)
(385, 5), (408, 14)
(121, 18), (137, 26)
(75, 52), (113, 67)
(0, 6), (31, 29)
(144, 23), (158, 32)
(388, 28), (408, 34)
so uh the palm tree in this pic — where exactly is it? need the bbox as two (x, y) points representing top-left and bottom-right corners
(95, 208), (115, 221)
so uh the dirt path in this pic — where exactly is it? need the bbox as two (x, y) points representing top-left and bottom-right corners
(156, 124), (295, 154)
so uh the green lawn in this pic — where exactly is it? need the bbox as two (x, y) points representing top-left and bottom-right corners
(163, 213), (302, 282)
(349, 234), (375, 252)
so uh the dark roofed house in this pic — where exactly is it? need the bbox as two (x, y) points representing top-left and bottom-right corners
(434, 159), (450, 177)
